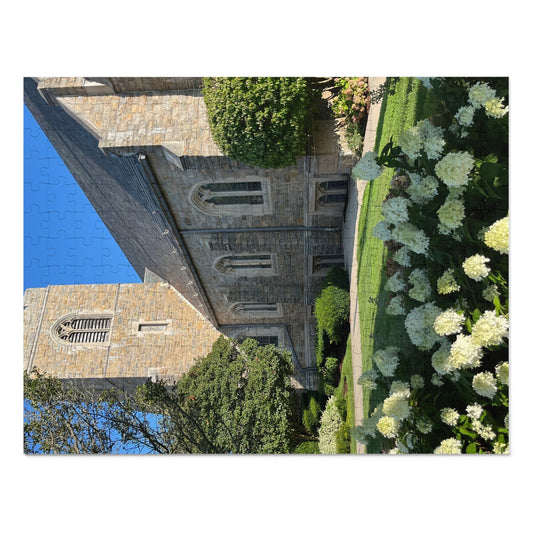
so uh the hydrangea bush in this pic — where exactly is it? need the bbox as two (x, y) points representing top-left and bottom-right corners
(352, 78), (509, 454)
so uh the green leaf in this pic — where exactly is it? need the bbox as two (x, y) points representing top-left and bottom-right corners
(466, 442), (478, 454)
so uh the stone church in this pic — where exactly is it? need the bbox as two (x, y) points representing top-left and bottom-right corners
(23, 77), (356, 392)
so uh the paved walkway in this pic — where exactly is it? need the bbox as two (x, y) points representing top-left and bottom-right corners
(342, 77), (386, 454)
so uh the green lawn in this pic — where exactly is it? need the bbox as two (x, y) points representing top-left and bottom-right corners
(355, 78), (440, 451)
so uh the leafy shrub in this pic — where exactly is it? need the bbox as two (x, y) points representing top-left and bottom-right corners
(202, 77), (311, 168)
(335, 422), (351, 453)
(323, 265), (350, 291)
(293, 441), (320, 454)
(314, 285), (350, 344)
(320, 357), (339, 386)
(330, 77), (370, 127)
(315, 327), (328, 368)
(318, 396), (343, 454)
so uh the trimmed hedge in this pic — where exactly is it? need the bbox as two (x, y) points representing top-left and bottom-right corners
(202, 77), (311, 168)
(314, 285), (350, 344)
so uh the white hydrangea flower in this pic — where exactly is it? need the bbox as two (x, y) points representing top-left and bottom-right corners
(484, 216), (509, 254)
(482, 284), (500, 302)
(358, 368), (379, 391)
(449, 334), (483, 370)
(455, 105), (475, 127)
(410, 374), (424, 389)
(472, 419), (496, 441)
(437, 268), (461, 295)
(433, 308), (465, 336)
(471, 310), (509, 347)
(434, 438), (462, 454)
(372, 219), (392, 241)
(389, 380), (410, 396)
(441, 407), (460, 426)
(408, 268), (432, 302)
(383, 391), (411, 421)
(495, 361), (509, 386)
(398, 128), (423, 160)
(391, 223), (429, 255)
(351, 151), (384, 181)
(393, 246), (412, 267)
(472, 371), (498, 399)
(463, 254), (490, 281)
(406, 173), (440, 205)
(466, 403), (483, 420)
(435, 151), (475, 188)
(437, 195), (465, 234)
(372, 346), (400, 377)
(432, 340), (453, 375)
(386, 295), (406, 316)
(385, 271), (406, 293)
(376, 416), (400, 439)
(416, 419), (433, 434)
(431, 373), (444, 387)
(468, 82), (496, 109)
(493, 442), (509, 454)
(381, 196), (411, 225)
(405, 302), (442, 351)
(485, 97), (508, 119)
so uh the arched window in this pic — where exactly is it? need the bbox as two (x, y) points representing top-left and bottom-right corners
(313, 254), (345, 273)
(314, 179), (348, 209)
(228, 302), (282, 318)
(190, 179), (272, 215)
(51, 314), (112, 345)
(214, 254), (277, 277)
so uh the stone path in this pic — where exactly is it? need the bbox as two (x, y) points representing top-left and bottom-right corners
(342, 77), (387, 454)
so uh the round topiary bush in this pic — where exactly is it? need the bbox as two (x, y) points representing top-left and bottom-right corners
(314, 285), (350, 344)
(202, 77), (311, 168)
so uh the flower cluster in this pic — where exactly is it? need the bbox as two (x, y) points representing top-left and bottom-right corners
(351, 151), (384, 181)
(391, 223), (429, 255)
(472, 371), (498, 399)
(437, 194), (465, 234)
(433, 308), (465, 336)
(405, 302), (442, 350)
(434, 438), (462, 454)
(385, 271), (406, 293)
(372, 346), (400, 377)
(386, 295), (405, 316)
(462, 254), (491, 281)
(435, 151), (475, 188)
(381, 196), (411, 225)
(483, 216), (509, 254)
(440, 407), (460, 426)
(437, 269), (461, 294)
(406, 173), (440, 205)
(408, 268), (431, 302)
(471, 310), (509, 347)
(398, 119), (445, 160)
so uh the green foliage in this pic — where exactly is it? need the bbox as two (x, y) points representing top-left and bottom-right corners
(314, 285), (350, 344)
(320, 356), (340, 386)
(335, 422), (351, 453)
(330, 77), (370, 127)
(302, 395), (321, 433)
(323, 265), (350, 291)
(293, 441), (320, 454)
(24, 336), (295, 454)
(177, 336), (294, 453)
(202, 77), (311, 168)
(354, 77), (509, 454)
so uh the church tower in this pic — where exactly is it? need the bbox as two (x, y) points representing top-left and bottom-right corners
(24, 279), (223, 393)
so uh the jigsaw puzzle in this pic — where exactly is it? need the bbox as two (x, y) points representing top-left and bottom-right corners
(24, 105), (141, 291)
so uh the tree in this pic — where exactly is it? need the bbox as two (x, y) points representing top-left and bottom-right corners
(202, 77), (311, 168)
(24, 336), (295, 454)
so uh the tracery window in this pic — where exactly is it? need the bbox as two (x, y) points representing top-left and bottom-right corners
(316, 179), (348, 208)
(214, 254), (277, 277)
(52, 315), (112, 344)
(190, 179), (272, 215)
(313, 254), (345, 273)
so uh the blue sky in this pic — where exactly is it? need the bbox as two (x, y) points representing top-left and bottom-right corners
(23, 105), (141, 291)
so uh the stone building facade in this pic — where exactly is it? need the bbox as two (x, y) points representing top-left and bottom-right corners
(24, 77), (356, 391)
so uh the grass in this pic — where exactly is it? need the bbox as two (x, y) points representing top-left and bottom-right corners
(333, 334), (356, 452)
(355, 78), (440, 452)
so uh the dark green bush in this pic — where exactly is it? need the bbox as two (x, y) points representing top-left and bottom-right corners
(320, 357), (339, 386)
(314, 285), (350, 344)
(323, 266), (350, 291)
(293, 441), (320, 454)
(302, 395), (321, 433)
(202, 77), (311, 168)
(315, 327), (328, 367)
